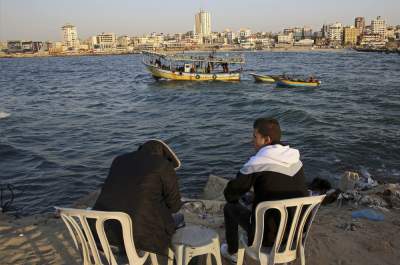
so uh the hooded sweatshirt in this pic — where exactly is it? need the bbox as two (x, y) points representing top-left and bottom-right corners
(92, 140), (182, 256)
(224, 143), (307, 246)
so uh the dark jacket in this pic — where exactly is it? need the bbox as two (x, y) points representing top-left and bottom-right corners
(224, 143), (307, 246)
(93, 141), (182, 255)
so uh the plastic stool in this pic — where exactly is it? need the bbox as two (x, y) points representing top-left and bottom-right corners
(172, 225), (222, 265)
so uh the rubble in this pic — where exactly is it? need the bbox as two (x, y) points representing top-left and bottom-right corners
(331, 171), (400, 209)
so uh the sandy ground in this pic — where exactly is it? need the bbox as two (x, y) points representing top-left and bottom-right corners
(1, 176), (400, 265)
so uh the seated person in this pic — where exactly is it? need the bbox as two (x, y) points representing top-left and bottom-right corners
(92, 139), (183, 256)
(221, 118), (307, 263)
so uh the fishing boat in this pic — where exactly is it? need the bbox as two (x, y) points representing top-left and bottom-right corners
(276, 78), (321, 88)
(142, 51), (245, 81)
(249, 73), (280, 83)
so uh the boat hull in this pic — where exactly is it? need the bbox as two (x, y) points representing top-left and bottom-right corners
(250, 73), (278, 83)
(276, 79), (321, 87)
(145, 64), (241, 81)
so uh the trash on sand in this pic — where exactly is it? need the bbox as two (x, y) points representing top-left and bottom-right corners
(351, 209), (384, 221)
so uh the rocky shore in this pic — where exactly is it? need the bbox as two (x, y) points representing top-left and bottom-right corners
(1, 175), (400, 265)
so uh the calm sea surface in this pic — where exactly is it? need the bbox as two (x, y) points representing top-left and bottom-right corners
(1, 51), (400, 215)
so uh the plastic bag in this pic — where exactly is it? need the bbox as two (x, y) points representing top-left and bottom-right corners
(351, 209), (384, 221)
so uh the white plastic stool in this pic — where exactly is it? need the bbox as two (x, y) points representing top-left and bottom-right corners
(172, 225), (222, 265)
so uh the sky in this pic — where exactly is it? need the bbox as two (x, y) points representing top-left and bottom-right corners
(0, 0), (399, 41)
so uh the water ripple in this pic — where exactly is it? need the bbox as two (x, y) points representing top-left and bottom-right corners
(0, 52), (399, 215)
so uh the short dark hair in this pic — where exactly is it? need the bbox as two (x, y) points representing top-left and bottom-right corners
(253, 117), (281, 143)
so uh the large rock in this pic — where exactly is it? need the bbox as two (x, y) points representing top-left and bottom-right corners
(202, 175), (229, 201)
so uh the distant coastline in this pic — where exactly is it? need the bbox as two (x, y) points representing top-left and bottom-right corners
(0, 47), (349, 59)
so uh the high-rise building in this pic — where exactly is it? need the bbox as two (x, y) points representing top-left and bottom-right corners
(61, 24), (79, 49)
(195, 10), (211, 37)
(371, 16), (386, 38)
(328, 23), (343, 43)
(355, 17), (365, 32)
(343, 26), (361, 46)
(321, 24), (331, 38)
(302, 27), (313, 39)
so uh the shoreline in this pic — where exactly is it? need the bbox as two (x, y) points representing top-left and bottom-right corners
(1, 175), (400, 265)
(0, 47), (350, 59)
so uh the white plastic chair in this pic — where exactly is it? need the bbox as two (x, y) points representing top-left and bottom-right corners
(236, 195), (325, 265)
(55, 207), (173, 265)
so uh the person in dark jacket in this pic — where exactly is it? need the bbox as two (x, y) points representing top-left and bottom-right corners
(92, 139), (183, 256)
(220, 118), (307, 263)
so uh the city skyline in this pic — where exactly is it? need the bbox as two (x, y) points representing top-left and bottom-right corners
(1, 0), (399, 41)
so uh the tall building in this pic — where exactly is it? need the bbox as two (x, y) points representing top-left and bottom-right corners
(321, 24), (329, 38)
(355, 17), (365, 32)
(328, 23), (343, 43)
(302, 27), (313, 39)
(343, 26), (361, 46)
(223, 29), (235, 44)
(195, 10), (211, 37)
(61, 23), (79, 49)
(371, 16), (386, 38)
(293, 27), (303, 41)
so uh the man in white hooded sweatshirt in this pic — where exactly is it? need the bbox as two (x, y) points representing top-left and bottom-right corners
(221, 118), (307, 263)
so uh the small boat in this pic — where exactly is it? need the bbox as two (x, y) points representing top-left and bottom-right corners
(249, 73), (280, 83)
(276, 78), (321, 88)
(142, 51), (245, 81)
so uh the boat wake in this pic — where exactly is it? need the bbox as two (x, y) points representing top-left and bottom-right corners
(0, 111), (10, 119)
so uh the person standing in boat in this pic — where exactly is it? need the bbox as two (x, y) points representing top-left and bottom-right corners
(220, 118), (307, 263)
(206, 63), (211, 74)
(92, 140), (183, 257)
(155, 59), (161, 68)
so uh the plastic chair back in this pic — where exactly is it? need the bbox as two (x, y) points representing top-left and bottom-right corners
(55, 207), (151, 265)
(250, 195), (325, 264)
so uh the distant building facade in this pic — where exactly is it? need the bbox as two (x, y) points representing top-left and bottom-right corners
(6, 40), (44, 53)
(195, 10), (211, 37)
(61, 24), (79, 50)
(359, 34), (386, 47)
(355, 17), (365, 32)
(385, 27), (396, 40)
(328, 23), (343, 44)
(302, 27), (313, 39)
(371, 16), (386, 38)
(92, 33), (117, 51)
(7, 41), (23, 53)
(343, 26), (361, 46)
(117, 35), (131, 48)
(276, 33), (294, 47)
(321, 24), (329, 38)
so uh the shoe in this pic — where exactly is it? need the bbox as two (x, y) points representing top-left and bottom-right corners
(220, 243), (237, 263)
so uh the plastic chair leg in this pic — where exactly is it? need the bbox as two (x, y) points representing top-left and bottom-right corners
(167, 248), (174, 265)
(237, 248), (245, 265)
(150, 253), (159, 265)
(212, 239), (223, 265)
(174, 245), (184, 265)
(206, 253), (213, 265)
(184, 250), (192, 265)
(299, 245), (306, 265)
